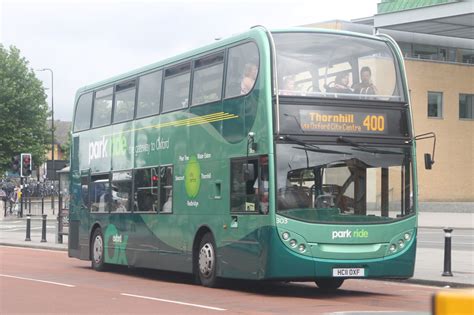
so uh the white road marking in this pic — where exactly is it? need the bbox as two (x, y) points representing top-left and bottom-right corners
(420, 231), (473, 237)
(0, 225), (23, 228)
(1, 228), (26, 232)
(121, 293), (226, 311)
(418, 241), (473, 245)
(330, 312), (427, 314)
(1, 226), (55, 232)
(0, 221), (22, 225)
(0, 246), (65, 253)
(0, 274), (75, 287)
(377, 280), (444, 289)
(31, 226), (55, 229)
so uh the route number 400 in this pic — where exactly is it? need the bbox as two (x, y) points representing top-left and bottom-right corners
(363, 115), (385, 132)
(276, 217), (288, 224)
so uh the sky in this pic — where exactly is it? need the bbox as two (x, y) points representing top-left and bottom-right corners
(1, 0), (378, 121)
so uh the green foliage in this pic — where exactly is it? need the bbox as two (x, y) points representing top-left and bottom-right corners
(0, 45), (50, 175)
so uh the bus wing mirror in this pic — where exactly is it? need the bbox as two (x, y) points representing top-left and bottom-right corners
(414, 132), (436, 170)
(424, 153), (434, 170)
(242, 164), (255, 181)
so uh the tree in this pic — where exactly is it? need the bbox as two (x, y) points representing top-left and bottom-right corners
(0, 45), (50, 175)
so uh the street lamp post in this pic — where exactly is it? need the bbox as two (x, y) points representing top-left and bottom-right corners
(37, 68), (55, 213)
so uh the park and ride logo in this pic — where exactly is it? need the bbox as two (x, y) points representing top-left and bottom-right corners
(332, 229), (369, 239)
(89, 136), (109, 163)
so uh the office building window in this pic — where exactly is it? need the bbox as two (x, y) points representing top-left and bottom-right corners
(413, 44), (438, 60)
(460, 49), (474, 64)
(459, 94), (473, 119)
(447, 48), (456, 62)
(398, 42), (412, 58)
(428, 92), (443, 118)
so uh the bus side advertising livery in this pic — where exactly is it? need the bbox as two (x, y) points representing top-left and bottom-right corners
(69, 27), (419, 290)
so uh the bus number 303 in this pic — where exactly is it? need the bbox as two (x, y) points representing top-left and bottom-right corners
(276, 217), (288, 224)
(363, 115), (385, 132)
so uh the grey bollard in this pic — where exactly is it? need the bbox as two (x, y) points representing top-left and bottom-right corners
(442, 228), (453, 277)
(41, 214), (47, 243)
(25, 215), (31, 241)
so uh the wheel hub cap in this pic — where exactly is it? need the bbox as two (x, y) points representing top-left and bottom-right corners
(93, 235), (103, 264)
(199, 243), (214, 277)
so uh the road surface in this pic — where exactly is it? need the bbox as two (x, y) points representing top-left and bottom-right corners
(0, 246), (440, 314)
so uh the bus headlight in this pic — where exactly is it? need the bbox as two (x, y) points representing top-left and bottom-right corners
(398, 239), (405, 248)
(389, 244), (397, 252)
(278, 229), (310, 256)
(404, 233), (411, 241)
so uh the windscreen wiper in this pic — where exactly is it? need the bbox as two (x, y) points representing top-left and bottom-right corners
(292, 146), (350, 155)
(283, 136), (351, 155)
(337, 136), (403, 155)
(283, 135), (315, 148)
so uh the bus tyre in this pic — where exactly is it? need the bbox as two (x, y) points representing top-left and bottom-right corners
(197, 233), (219, 287)
(91, 228), (107, 271)
(315, 278), (344, 291)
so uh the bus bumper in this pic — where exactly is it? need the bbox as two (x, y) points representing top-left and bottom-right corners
(265, 228), (416, 280)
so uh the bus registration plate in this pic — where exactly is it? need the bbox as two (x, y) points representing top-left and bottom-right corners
(333, 268), (365, 277)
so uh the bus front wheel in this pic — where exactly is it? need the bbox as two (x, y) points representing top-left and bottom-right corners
(197, 233), (220, 287)
(91, 228), (107, 271)
(315, 278), (344, 291)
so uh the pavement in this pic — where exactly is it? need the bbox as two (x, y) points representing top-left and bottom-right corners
(413, 209), (473, 287)
(1, 202), (473, 288)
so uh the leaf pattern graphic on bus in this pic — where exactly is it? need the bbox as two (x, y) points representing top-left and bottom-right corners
(185, 156), (201, 198)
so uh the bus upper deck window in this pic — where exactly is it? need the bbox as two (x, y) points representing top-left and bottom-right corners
(225, 42), (259, 98)
(73, 92), (93, 132)
(113, 81), (136, 123)
(137, 71), (162, 118)
(274, 33), (404, 102)
(192, 52), (224, 106)
(163, 62), (191, 113)
(92, 87), (113, 128)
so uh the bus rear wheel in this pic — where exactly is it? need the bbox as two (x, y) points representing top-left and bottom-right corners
(197, 233), (220, 287)
(91, 228), (107, 271)
(315, 278), (344, 291)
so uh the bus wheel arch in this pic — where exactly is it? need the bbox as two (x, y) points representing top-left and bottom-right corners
(192, 226), (220, 287)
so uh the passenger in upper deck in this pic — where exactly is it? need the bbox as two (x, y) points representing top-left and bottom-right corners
(240, 63), (258, 95)
(326, 73), (352, 94)
(353, 66), (378, 95)
(280, 76), (297, 96)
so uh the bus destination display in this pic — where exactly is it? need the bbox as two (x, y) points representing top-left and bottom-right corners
(299, 109), (387, 134)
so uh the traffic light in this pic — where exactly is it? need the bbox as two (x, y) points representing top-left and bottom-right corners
(151, 168), (159, 195)
(20, 153), (32, 177)
(11, 155), (20, 174)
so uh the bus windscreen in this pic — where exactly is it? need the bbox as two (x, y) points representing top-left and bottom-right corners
(274, 32), (405, 102)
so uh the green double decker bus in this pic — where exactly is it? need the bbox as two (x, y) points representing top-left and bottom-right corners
(69, 26), (419, 290)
